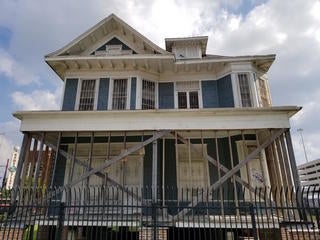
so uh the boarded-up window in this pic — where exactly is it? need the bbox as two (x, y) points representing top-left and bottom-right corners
(258, 78), (271, 107)
(176, 144), (209, 190)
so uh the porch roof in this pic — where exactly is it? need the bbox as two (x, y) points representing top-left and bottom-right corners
(13, 106), (301, 132)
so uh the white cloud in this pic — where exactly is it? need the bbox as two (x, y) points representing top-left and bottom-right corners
(0, 134), (14, 166)
(0, 120), (21, 168)
(12, 86), (61, 111)
(0, 48), (39, 85)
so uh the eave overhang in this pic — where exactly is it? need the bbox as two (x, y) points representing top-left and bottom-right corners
(46, 54), (275, 80)
(13, 106), (301, 132)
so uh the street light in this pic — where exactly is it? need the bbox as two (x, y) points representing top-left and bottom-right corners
(297, 128), (309, 163)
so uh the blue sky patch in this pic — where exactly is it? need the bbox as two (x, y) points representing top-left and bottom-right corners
(0, 26), (12, 49)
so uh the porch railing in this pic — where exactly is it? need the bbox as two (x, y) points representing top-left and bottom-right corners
(0, 186), (319, 240)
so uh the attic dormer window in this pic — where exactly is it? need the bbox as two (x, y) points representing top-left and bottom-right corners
(106, 45), (122, 55)
(94, 44), (133, 56)
(173, 45), (202, 59)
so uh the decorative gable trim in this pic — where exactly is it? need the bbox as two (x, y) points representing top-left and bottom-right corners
(46, 14), (170, 58)
(89, 36), (136, 56)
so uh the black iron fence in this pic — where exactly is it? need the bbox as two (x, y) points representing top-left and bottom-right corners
(0, 186), (319, 240)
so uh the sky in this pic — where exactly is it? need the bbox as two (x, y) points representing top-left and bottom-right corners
(0, 0), (319, 173)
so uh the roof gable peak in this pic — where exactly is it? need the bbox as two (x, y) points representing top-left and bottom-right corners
(46, 14), (170, 58)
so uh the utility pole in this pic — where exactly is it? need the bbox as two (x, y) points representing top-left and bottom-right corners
(0, 132), (6, 188)
(1, 159), (9, 188)
(297, 128), (309, 163)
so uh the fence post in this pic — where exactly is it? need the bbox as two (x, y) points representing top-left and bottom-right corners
(250, 203), (258, 240)
(152, 201), (157, 240)
(55, 202), (65, 240)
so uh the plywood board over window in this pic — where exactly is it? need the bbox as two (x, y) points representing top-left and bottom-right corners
(64, 142), (144, 203)
(236, 140), (270, 200)
(258, 77), (272, 107)
(176, 143), (209, 199)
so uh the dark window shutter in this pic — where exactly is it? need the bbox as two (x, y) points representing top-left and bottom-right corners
(201, 80), (219, 108)
(130, 77), (137, 110)
(62, 78), (78, 111)
(218, 75), (234, 107)
(97, 78), (110, 110)
(158, 82), (174, 109)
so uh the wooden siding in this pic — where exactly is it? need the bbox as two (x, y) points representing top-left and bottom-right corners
(218, 75), (234, 107)
(130, 77), (137, 110)
(97, 78), (109, 110)
(202, 80), (219, 108)
(158, 82), (174, 109)
(62, 78), (78, 111)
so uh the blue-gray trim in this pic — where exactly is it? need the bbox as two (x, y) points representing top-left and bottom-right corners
(62, 78), (78, 111)
(95, 37), (136, 53)
(130, 77), (137, 110)
(218, 75), (234, 107)
(202, 80), (219, 108)
(159, 82), (174, 109)
(97, 78), (109, 110)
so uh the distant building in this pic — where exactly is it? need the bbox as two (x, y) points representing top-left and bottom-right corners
(6, 147), (19, 190)
(298, 158), (320, 188)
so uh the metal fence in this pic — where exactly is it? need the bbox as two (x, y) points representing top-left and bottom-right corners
(0, 186), (319, 240)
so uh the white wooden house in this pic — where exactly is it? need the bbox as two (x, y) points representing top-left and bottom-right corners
(11, 14), (303, 239)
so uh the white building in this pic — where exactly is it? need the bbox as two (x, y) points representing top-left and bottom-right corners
(298, 158), (320, 187)
(6, 146), (19, 190)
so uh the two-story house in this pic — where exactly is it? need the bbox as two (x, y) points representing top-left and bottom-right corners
(10, 14), (305, 240)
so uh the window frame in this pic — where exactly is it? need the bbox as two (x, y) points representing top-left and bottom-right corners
(75, 78), (99, 111)
(141, 79), (157, 110)
(238, 73), (252, 107)
(108, 78), (131, 110)
(174, 81), (202, 109)
(236, 73), (255, 108)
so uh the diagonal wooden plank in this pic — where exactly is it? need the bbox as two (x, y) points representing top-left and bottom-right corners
(173, 128), (286, 220)
(47, 130), (168, 193)
(172, 131), (256, 194)
(42, 138), (142, 201)
(210, 128), (286, 191)
(32, 131), (168, 203)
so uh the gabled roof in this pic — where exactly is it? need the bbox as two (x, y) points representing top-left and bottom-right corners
(46, 14), (170, 58)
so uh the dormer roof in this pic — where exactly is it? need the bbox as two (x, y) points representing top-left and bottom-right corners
(165, 36), (208, 56)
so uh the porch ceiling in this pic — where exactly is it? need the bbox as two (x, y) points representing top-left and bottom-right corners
(13, 106), (301, 132)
